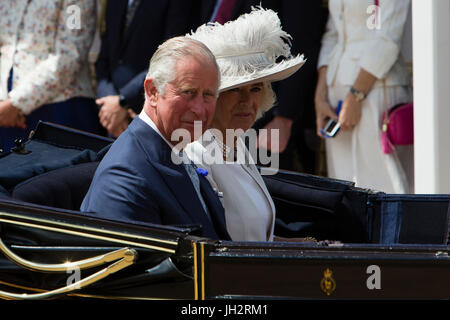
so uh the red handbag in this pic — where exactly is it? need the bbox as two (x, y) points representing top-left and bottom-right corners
(374, 0), (414, 154)
(381, 102), (414, 154)
(376, 0), (413, 154)
(380, 75), (414, 154)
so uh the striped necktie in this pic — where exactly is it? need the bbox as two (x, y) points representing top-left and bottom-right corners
(124, 0), (140, 36)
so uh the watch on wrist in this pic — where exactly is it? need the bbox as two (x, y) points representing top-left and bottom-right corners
(349, 87), (367, 102)
(119, 95), (128, 108)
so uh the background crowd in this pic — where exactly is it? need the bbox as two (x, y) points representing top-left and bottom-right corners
(0, 0), (413, 194)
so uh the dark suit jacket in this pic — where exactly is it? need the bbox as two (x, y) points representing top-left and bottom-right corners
(81, 117), (231, 240)
(96, 0), (201, 113)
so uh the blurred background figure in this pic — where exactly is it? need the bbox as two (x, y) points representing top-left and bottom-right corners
(0, 0), (101, 152)
(314, 0), (413, 193)
(199, 0), (328, 175)
(95, 0), (201, 138)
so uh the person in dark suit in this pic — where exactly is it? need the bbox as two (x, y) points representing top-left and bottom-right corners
(200, 0), (328, 174)
(81, 36), (231, 240)
(95, 0), (201, 138)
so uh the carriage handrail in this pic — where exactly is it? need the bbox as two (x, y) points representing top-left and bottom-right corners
(0, 239), (137, 300)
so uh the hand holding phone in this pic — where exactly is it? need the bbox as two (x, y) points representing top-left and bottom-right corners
(320, 101), (342, 138)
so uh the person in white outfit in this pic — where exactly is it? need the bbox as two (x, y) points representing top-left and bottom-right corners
(185, 7), (306, 241)
(315, 0), (413, 194)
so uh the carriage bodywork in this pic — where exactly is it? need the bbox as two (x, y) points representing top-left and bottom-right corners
(0, 122), (448, 300)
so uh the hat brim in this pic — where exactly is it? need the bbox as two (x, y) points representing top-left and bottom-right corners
(218, 56), (306, 92)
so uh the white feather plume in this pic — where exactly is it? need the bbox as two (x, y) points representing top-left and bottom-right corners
(188, 6), (305, 90)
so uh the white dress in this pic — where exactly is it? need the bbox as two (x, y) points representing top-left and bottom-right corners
(318, 0), (413, 193)
(185, 131), (275, 241)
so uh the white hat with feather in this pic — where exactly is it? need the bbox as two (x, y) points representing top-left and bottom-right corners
(188, 7), (306, 92)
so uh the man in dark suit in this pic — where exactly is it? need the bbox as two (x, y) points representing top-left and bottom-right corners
(82, 37), (231, 240)
(200, 0), (328, 174)
(96, 0), (201, 138)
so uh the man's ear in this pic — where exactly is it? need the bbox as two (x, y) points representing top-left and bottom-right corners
(144, 78), (159, 107)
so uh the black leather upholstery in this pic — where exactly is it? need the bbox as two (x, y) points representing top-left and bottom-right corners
(12, 162), (99, 211)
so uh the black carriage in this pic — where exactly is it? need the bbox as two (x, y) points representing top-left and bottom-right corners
(0, 122), (448, 300)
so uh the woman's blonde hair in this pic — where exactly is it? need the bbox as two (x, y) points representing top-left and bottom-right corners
(259, 82), (276, 116)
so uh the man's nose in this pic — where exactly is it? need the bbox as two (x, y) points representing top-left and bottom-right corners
(189, 94), (208, 118)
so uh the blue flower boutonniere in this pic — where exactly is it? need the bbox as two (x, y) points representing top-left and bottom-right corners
(196, 168), (208, 177)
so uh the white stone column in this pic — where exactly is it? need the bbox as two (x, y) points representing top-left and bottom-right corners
(412, 0), (450, 193)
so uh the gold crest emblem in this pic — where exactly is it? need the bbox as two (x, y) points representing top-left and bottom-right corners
(320, 268), (336, 296)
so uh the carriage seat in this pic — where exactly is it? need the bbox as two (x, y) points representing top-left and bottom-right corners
(11, 161), (99, 211)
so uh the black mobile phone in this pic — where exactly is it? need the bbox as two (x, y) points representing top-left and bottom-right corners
(322, 119), (340, 138)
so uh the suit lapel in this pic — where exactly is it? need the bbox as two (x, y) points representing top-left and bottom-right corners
(130, 118), (226, 238)
(151, 160), (214, 228)
(237, 137), (276, 233)
(237, 137), (269, 199)
(241, 163), (275, 213)
(199, 175), (231, 240)
(239, 162), (276, 240)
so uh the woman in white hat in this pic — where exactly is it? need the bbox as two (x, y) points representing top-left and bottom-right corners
(185, 7), (305, 242)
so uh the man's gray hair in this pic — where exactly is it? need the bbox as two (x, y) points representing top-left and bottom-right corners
(146, 36), (220, 97)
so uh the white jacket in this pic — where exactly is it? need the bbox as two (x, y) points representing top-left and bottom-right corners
(185, 133), (276, 242)
(318, 0), (411, 87)
(0, 0), (96, 114)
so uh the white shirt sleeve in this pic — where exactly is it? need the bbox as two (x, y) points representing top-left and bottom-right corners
(9, 0), (96, 114)
(318, 13), (338, 69)
(359, 0), (411, 79)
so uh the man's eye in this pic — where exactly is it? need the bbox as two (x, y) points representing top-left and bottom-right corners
(251, 86), (262, 92)
(183, 90), (195, 95)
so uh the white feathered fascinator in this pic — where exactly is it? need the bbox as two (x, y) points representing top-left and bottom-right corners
(188, 7), (306, 92)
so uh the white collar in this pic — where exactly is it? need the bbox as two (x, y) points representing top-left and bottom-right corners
(139, 110), (173, 149)
(139, 110), (189, 162)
